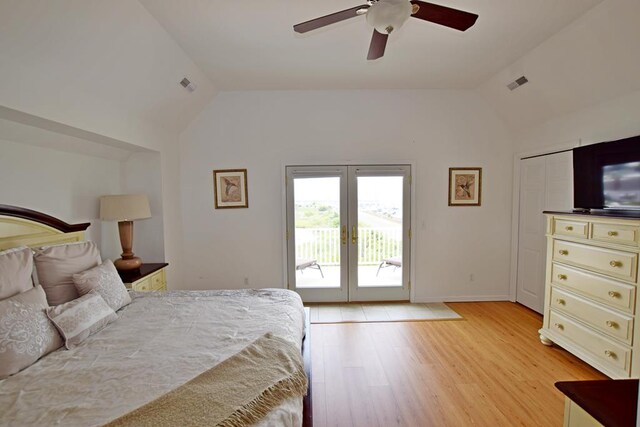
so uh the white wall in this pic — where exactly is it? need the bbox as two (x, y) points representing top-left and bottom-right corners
(516, 89), (640, 152)
(0, 1), (218, 287)
(0, 134), (168, 269)
(0, 138), (122, 259)
(0, 0), (215, 147)
(477, 0), (640, 135)
(120, 152), (165, 264)
(178, 90), (513, 302)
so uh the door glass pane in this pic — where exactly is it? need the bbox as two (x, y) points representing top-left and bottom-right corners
(357, 176), (403, 287)
(294, 177), (341, 288)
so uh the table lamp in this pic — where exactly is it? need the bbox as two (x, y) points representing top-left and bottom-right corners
(100, 194), (151, 271)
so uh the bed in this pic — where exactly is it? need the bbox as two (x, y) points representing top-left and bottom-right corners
(0, 205), (312, 427)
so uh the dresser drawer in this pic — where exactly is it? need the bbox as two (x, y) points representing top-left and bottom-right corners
(550, 287), (633, 344)
(553, 240), (638, 283)
(549, 311), (631, 375)
(552, 264), (636, 313)
(553, 219), (589, 239)
(591, 222), (640, 247)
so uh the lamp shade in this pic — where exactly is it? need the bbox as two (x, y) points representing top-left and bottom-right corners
(100, 194), (151, 221)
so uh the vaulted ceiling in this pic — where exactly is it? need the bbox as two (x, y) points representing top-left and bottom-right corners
(140, 0), (602, 90)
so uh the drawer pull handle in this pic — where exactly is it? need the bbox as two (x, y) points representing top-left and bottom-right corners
(604, 350), (617, 359)
(608, 291), (620, 298)
(555, 298), (566, 305)
(608, 231), (619, 237)
(606, 320), (619, 329)
(610, 260), (622, 268)
(558, 250), (569, 256)
(565, 226), (573, 231)
(557, 274), (567, 280)
(554, 323), (564, 330)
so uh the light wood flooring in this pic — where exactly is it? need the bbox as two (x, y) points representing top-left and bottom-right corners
(310, 301), (607, 427)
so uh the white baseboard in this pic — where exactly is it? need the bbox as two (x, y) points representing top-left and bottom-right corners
(413, 295), (512, 303)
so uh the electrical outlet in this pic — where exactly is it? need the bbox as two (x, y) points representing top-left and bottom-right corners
(469, 274), (475, 282)
(244, 277), (249, 286)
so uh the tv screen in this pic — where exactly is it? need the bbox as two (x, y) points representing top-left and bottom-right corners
(573, 135), (640, 210)
(603, 162), (640, 209)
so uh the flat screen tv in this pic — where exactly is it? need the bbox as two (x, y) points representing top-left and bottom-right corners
(573, 135), (640, 211)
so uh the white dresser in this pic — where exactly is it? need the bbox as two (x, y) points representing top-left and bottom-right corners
(539, 212), (640, 378)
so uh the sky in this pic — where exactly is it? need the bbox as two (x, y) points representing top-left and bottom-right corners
(294, 176), (404, 205)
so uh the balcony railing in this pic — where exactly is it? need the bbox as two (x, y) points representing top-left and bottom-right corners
(295, 227), (402, 265)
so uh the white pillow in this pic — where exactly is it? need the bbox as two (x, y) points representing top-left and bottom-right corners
(46, 291), (117, 349)
(0, 246), (34, 300)
(73, 259), (131, 311)
(33, 241), (101, 306)
(0, 285), (63, 379)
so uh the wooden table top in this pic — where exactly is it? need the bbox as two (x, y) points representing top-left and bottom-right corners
(555, 379), (638, 427)
(117, 263), (168, 283)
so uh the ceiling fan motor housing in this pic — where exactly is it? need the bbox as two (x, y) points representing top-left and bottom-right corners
(366, 0), (413, 34)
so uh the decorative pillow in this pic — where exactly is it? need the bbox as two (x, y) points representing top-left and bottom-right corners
(46, 291), (117, 349)
(72, 259), (131, 311)
(0, 246), (34, 300)
(0, 285), (63, 379)
(33, 241), (101, 306)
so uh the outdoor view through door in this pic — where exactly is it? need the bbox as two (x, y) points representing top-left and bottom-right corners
(286, 165), (411, 302)
(294, 176), (341, 290)
(356, 176), (403, 288)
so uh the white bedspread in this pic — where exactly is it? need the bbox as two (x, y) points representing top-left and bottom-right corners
(0, 288), (306, 427)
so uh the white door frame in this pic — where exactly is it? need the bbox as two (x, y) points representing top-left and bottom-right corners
(508, 141), (580, 302)
(281, 161), (416, 303)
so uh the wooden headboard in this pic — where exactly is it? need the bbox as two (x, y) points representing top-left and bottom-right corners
(0, 205), (90, 251)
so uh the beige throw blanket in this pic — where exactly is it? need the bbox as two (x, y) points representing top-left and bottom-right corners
(105, 333), (308, 427)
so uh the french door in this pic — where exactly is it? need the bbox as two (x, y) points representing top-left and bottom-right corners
(285, 165), (411, 302)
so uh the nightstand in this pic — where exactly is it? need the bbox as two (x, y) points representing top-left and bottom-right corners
(556, 379), (638, 427)
(118, 263), (168, 292)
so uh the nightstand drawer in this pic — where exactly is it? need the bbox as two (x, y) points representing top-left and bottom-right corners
(550, 287), (633, 344)
(563, 399), (603, 427)
(591, 222), (640, 247)
(551, 264), (636, 313)
(553, 240), (638, 283)
(150, 270), (166, 291)
(119, 263), (168, 292)
(553, 219), (589, 239)
(549, 311), (631, 375)
(132, 277), (152, 292)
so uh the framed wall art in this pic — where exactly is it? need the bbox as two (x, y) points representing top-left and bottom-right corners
(213, 169), (248, 209)
(448, 167), (482, 206)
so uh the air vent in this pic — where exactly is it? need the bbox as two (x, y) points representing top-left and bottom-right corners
(507, 76), (529, 91)
(180, 77), (196, 92)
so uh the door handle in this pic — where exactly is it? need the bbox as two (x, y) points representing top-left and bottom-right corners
(351, 226), (357, 244)
(341, 225), (347, 245)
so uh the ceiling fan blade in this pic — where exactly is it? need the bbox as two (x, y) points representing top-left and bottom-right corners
(410, 1), (478, 31)
(367, 30), (388, 60)
(294, 5), (369, 33)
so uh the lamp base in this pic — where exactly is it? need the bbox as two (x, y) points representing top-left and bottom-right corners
(114, 257), (142, 271)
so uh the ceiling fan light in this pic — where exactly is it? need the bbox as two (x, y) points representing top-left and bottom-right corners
(366, 0), (412, 34)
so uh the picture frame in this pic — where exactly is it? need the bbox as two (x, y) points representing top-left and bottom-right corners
(213, 169), (248, 209)
(448, 167), (482, 206)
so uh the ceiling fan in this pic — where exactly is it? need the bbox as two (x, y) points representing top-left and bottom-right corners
(293, 0), (478, 60)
